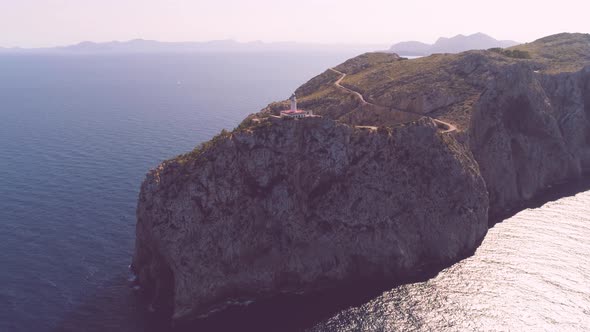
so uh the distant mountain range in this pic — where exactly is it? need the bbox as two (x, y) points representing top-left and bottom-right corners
(389, 33), (519, 56)
(0, 34), (521, 56)
(0, 39), (389, 55)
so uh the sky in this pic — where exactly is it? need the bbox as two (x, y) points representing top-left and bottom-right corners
(0, 0), (588, 48)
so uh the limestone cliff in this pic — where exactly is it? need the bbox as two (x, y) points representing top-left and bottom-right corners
(470, 64), (590, 218)
(132, 117), (488, 319)
(132, 33), (590, 322)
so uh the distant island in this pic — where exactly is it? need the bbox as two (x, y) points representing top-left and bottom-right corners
(0, 39), (389, 55)
(389, 32), (519, 56)
(0, 34), (520, 57)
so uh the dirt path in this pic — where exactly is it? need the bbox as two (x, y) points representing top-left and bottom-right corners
(331, 68), (369, 104)
(433, 118), (457, 133)
(355, 125), (378, 131)
(329, 68), (457, 133)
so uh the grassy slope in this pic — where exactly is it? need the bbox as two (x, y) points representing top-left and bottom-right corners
(290, 33), (590, 129)
(509, 33), (590, 73)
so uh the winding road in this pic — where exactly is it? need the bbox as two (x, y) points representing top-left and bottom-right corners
(329, 68), (457, 133)
(332, 68), (370, 105)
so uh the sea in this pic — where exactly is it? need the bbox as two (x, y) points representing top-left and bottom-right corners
(0, 52), (589, 332)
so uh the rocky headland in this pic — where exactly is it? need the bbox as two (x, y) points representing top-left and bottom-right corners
(131, 33), (590, 322)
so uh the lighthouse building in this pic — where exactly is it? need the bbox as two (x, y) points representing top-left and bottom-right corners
(280, 94), (313, 118)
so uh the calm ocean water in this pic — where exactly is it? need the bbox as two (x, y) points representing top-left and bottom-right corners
(1, 53), (589, 332)
(0, 52), (358, 331)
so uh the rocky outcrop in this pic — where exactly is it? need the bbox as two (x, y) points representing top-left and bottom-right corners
(132, 117), (488, 320)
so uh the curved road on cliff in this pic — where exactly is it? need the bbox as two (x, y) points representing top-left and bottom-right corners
(329, 68), (457, 133)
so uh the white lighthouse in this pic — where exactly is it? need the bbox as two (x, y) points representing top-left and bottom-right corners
(290, 94), (297, 112)
(280, 93), (313, 118)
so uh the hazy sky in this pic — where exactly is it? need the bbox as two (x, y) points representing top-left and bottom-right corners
(1, 0), (588, 48)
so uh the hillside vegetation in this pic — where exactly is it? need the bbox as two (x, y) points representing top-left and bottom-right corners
(509, 33), (590, 73)
(276, 33), (590, 130)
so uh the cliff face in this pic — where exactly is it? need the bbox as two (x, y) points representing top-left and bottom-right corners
(540, 67), (590, 169)
(132, 33), (590, 322)
(133, 117), (488, 319)
(469, 64), (590, 218)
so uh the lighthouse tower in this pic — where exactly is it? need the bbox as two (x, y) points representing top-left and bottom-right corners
(290, 94), (297, 112)
(280, 93), (312, 118)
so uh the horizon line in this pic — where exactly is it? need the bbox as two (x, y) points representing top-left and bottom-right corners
(0, 38), (394, 50)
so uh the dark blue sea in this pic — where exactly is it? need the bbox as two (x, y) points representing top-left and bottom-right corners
(1, 52), (589, 332)
(0, 52), (359, 331)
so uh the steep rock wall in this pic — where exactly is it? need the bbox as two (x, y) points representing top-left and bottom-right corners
(470, 64), (590, 219)
(133, 117), (488, 319)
